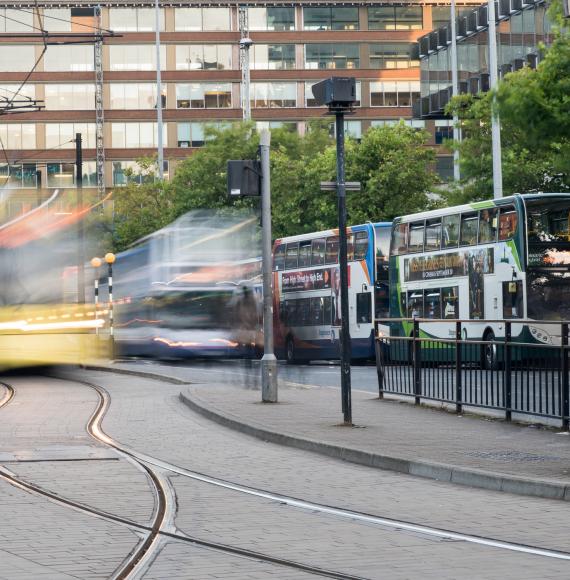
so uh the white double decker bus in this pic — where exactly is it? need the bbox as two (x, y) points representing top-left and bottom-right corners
(387, 194), (570, 367)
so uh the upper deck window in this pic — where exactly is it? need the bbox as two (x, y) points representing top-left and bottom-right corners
(299, 241), (311, 268)
(442, 214), (460, 248)
(425, 219), (442, 251)
(478, 208), (498, 244)
(325, 237), (339, 264)
(499, 206), (518, 241)
(285, 243), (299, 270)
(391, 223), (408, 255)
(460, 213), (478, 246)
(311, 238), (325, 266)
(408, 222), (425, 252)
(354, 231), (369, 260)
(273, 244), (285, 271)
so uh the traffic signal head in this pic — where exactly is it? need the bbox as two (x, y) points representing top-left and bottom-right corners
(311, 77), (356, 109)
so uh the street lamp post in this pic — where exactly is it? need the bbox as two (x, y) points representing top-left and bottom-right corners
(105, 252), (116, 358)
(90, 257), (102, 335)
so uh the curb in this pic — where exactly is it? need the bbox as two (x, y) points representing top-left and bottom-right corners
(84, 364), (190, 385)
(180, 389), (570, 502)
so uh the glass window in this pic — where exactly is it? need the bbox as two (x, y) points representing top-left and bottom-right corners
(391, 223), (409, 255)
(44, 45), (93, 71)
(0, 124), (36, 149)
(175, 8), (202, 31)
(44, 8), (71, 32)
(354, 231), (369, 260)
(304, 7), (358, 31)
(407, 291), (423, 318)
(110, 83), (164, 109)
(375, 281), (390, 318)
(325, 237), (339, 264)
(370, 81), (419, 107)
(498, 206), (518, 240)
(369, 43), (418, 69)
(442, 214), (460, 248)
(478, 208), (498, 244)
(273, 244), (286, 271)
(356, 292), (372, 324)
(109, 45), (166, 71)
(177, 122), (207, 147)
(347, 234), (355, 261)
(251, 44), (295, 70)
(299, 241), (311, 267)
(395, 6), (423, 30)
(109, 8), (164, 31)
(44, 84), (95, 110)
(176, 45), (232, 71)
(46, 163), (75, 188)
(311, 238), (326, 266)
(0, 46), (35, 72)
(310, 297), (325, 325)
(249, 7), (295, 31)
(285, 242), (299, 270)
(425, 219), (442, 251)
(503, 281), (523, 319)
(1, 9), (34, 32)
(305, 43), (359, 70)
(112, 160), (168, 186)
(176, 83), (232, 109)
(111, 123), (166, 148)
(202, 8), (231, 30)
(0, 163), (37, 189)
(408, 222), (425, 252)
(45, 123), (95, 149)
(424, 290), (441, 319)
(250, 82), (296, 108)
(460, 213), (478, 246)
(436, 156), (455, 182)
(442, 287), (459, 319)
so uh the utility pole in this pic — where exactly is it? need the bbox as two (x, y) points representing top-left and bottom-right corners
(450, 0), (461, 182)
(259, 129), (278, 402)
(488, 0), (503, 198)
(238, 6), (252, 121)
(155, 0), (164, 179)
(75, 133), (85, 304)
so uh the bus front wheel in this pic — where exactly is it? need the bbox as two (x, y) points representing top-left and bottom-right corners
(286, 336), (297, 364)
(482, 330), (499, 371)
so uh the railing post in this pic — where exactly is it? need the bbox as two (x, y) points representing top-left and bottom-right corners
(413, 318), (421, 405)
(375, 322), (385, 399)
(455, 320), (462, 414)
(561, 322), (569, 430)
(504, 321), (512, 422)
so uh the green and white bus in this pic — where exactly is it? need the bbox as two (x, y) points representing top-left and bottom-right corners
(386, 193), (570, 365)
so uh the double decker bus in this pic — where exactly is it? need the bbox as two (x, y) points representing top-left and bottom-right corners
(387, 193), (570, 367)
(273, 222), (391, 363)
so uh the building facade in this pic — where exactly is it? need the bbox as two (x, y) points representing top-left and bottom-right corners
(0, 1), (481, 216)
(415, 0), (553, 178)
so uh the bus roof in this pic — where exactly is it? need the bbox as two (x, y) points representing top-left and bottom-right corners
(393, 193), (570, 225)
(274, 222), (391, 245)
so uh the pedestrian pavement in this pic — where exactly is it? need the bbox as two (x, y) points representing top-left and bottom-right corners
(95, 361), (570, 501)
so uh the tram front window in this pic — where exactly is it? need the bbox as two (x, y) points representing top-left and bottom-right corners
(527, 271), (570, 320)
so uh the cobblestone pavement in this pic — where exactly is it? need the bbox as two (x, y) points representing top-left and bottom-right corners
(2, 370), (570, 579)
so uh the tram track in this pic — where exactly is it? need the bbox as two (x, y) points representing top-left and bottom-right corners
(4, 374), (570, 579)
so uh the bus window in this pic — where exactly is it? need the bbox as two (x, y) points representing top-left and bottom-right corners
(311, 238), (325, 266)
(442, 214), (460, 248)
(391, 223), (408, 255)
(298, 298), (311, 325)
(325, 236), (339, 264)
(503, 281), (523, 318)
(273, 244), (286, 271)
(425, 219), (442, 251)
(407, 291), (423, 318)
(425, 290), (441, 319)
(478, 208), (498, 244)
(442, 287), (458, 319)
(298, 241), (311, 268)
(310, 297), (324, 325)
(375, 282), (389, 318)
(460, 213), (478, 246)
(323, 296), (332, 324)
(347, 234), (354, 261)
(354, 231), (369, 260)
(408, 222), (425, 253)
(285, 242), (299, 269)
(400, 292), (407, 317)
(498, 206), (518, 241)
(356, 292), (372, 324)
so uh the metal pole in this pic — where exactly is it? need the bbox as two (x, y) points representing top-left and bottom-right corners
(75, 133), (85, 304)
(488, 0), (503, 198)
(259, 129), (278, 402)
(450, 0), (461, 182)
(335, 113), (352, 425)
(108, 262), (114, 358)
(94, 276), (99, 336)
(155, 0), (164, 179)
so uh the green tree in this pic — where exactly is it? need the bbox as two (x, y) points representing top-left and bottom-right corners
(445, 1), (570, 202)
(112, 157), (173, 250)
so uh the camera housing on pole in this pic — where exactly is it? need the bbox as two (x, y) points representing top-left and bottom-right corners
(312, 77), (356, 425)
(227, 160), (261, 197)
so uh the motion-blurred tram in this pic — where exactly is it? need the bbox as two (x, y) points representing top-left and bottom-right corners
(0, 191), (108, 369)
(110, 210), (262, 359)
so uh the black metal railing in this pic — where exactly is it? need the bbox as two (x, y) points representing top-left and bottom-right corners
(375, 318), (570, 429)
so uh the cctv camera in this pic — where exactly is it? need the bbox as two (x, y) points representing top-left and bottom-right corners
(239, 37), (254, 48)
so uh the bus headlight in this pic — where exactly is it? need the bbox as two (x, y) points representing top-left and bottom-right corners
(529, 326), (551, 344)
